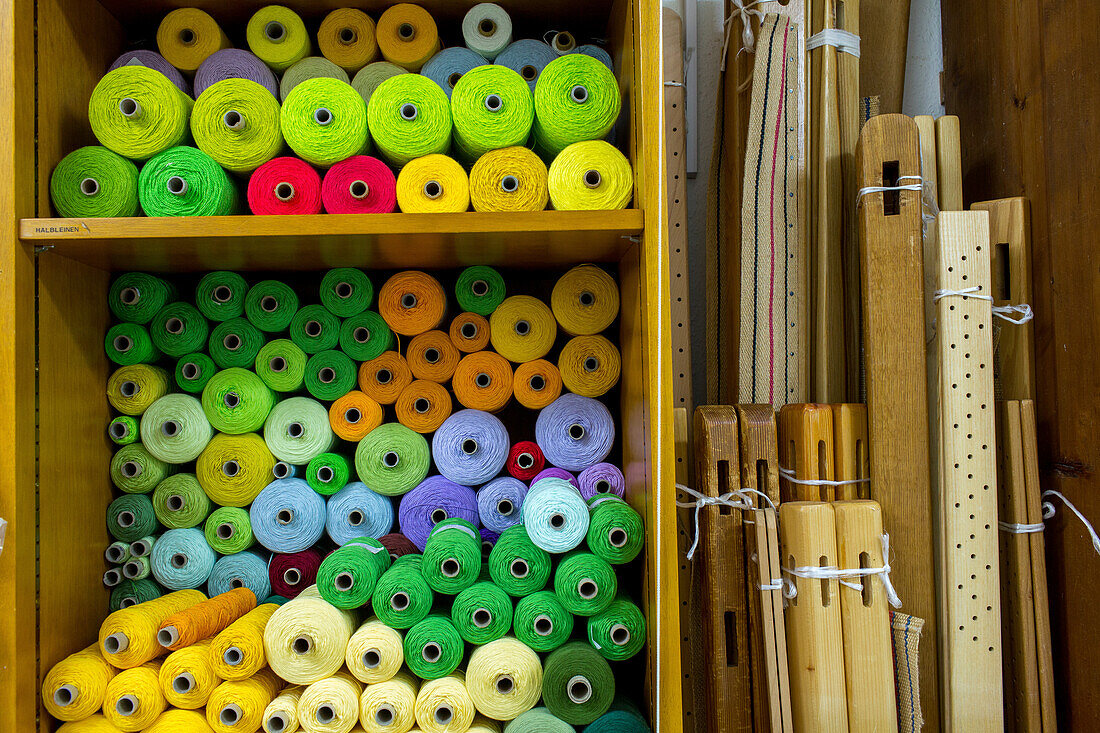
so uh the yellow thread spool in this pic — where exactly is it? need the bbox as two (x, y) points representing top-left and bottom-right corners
(346, 618), (404, 684)
(550, 264), (620, 336)
(143, 708), (217, 733)
(263, 685), (303, 733)
(101, 660), (166, 732)
(557, 334), (622, 398)
(376, 4), (440, 72)
(263, 585), (358, 685)
(247, 5), (311, 72)
(547, 140), (633, 211)
(43, 643), (119, 722)
(157, 8), (231, 73)
(319, 9), (379, 75)
(469, 147), (549, 212)
(465, 637), (543, 720)
(395, 154), (470, 213)
(413, 672), (475, 733)
(209, 603), (279, 681)
(107, 365), (171, 416)
(206, 668), (283, 733)
(489, 295), (557, 363)
(469, 716), (502, 733)
(196, 433), (277, 507)
(358, 670), (419, 733)
(159, 639), (222, 709)
(297, 670), (363, 733)
(57, 714), (125, 732)
(99, 589), (207, 669)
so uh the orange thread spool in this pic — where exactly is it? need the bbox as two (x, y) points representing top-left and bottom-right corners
(357, 351), (413, 405)
(407, 329), (460, 383)
(157, 587), (258, 651)
(449, 312), (490, 353)
(329, 390), (384, 441)
(513, 359), (563, 410)
(453, 351), (513, 412)
(394, 379), (453, 433)
(378, 271), (447, 336)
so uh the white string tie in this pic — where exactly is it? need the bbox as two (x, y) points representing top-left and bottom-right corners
(781, 534), (902, 608)
(664, 80), (685, 87)
(721, 0), (767, 69)
(778, 467), (870, 487)
(806, 28), (860, 57)
(998, 521), (1045, 534)
(934, 286), (991, 303)
(856, 175), (923, 208)
(934, 287), (1034, 324)
(675, 483), (755, 560)
(1043, 490), (1100, 556)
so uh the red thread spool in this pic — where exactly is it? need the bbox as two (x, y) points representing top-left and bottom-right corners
(378, 532), (419, 562)
(321, 155), (398, 214)
(507, 440), (545, 481)
(248, 157), (323, 215)
(267, 547), (325, 598)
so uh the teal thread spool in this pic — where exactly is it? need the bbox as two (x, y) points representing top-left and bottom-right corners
(422, 519), (483, 595)
(513, 589), (573, 652)
(306, 453), (352, 496)
(263, 396), (335, 464)
(201, 367), (277, 434)
(196, 271), (249, 322)
(140, 394), (213, 464)
(255, 339), (308, 392)
(451, 65), (534, 161)
(111, 443), (173, 494)
(191, 78), (284, 173)
(149, 302), (209, 358)
(352, 61), (407, 106)
(110, 578), (162, 611)
(280, 56), (350, 101)
(109, 273), (177, 324)
(290, 304), (341, 354)
(175, 353), (217, 393)
(138, 146), (240, 217)
(245, 280), (300, 332)
(106, 323), (161, 366)
(403, 614), (464, 680)
(581, 698), (651, 733)
(150, 527), (217, 590)
(586, 597), (646, 661)
(320, 268), (373, 318)
(354, 422), (430, 496)
(204, 506), (256, 554)
(316, 536), (391, 609)
(50, 146), (140, 218)
(338, 311), (392, 362)
(107, 493), (159, 542)
(553, 551), (617, 617)
(450, 580), (513, 644)
(109, 416), (140, 446)
(372, 554), (434, 629)
(209, 317), (266, 369)
(88, 64), (193, 161)
(367, 73), (452, 167)
(532, 54), (621, 157)
(152, 474), (210, 529)
(541, 641), (615, 725)
(455, 266), (506, 316)
(304, 349), (357, 401)
(488, 525), (551, 597)
(585, 495), (644, 565)
(282, 77), (370, 167)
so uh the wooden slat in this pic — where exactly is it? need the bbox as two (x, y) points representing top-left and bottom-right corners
(674, 407), (704, 732)
(858, 0), (911, 113)
(735, 404), (783, 507)
(935, 116), (963, 212)
(832, 403), (870, 500)
(837, 0), (862, 401)
(777, 403), (836, 501)
(748, 506), (794, 733)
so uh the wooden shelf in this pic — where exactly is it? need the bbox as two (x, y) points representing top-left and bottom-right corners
(19, 210), (644, 271)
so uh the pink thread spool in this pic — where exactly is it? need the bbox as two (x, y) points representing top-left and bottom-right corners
(247, 156), (323, 215)
(321, 155), (397, 214)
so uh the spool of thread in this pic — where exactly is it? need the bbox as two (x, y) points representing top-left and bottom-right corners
(504, 707), (573, 733)
(432, 410), (510, 486)
(195, 49), (279, 98)
(421, 47), (486, 99)
(153, 474), (210, 530)
(487, 525), (551, 597)
(398, 476), (479, 550)
(108, 364), (171, 416)
(451, 581), (513, 645)
(394, 380), (452, 434)
(304, 350), (357, 401)
(247, 5), (311, 72)
(197, 433), (277, 507)
(522, 478), (591, 553)
(208, 602), (279, 680)
(149, 302), (209, 358)
(129, 535), (157, 559)
(471, 716), (503, 733)
(247, 279), (300, 332)
(307, 453), (351, 496)
(121, 556), (151, 581)
(200, 368), (275, 435)
(587, 597), (645, 661)
(106, 323), (160, 366)
(176, 353), (217, 393)
(395, 154), (470, 213)
(582, 704), (651, 733)
(157, 586), (256, 652)
(586, 495), (643, 566)
(157, 8), (230, 72)
(138, 146), (239, 217)
(50, 146), (140, 218)
(463, 4), (513, 60)
(110, 274), (176, 325)
(99, 589), (206, 668)
(57, 715), (125, 733)
(281, 57), (351, 101)
(110, 50), (192, 96)
(329, 392), (384, 442)
(339, 312), (393, 364)
(206, 668), (282, 733)
(249, 157), (325, 215)
(354, 422), (430, 496)
(282, 78), (369, 167)
(552, 265), (619, 335)
(209, 318), (265, 370)
(108, 541), (133, 565)
(111, 444), (172, 494)
(536, 393), (615, 471)
(451, 65), (533, 161)
(532, 54), (620, 157)
(505, 442), (544, 482)
(476, 477), (528, 533)
(297, 670), (363, 733)
(320, 268), (373, 317)
(149, 529), (216, 591)
(466, 637), (541, 720)
(159, 639), (221, 710)
(319, 8), (378, 75)
(269, 548), (325, 600)
(372, 554), (434, 629)
(531, 467), (577, 487)
(110, 579), (163, 612)
(204, 507), (255, 554)
(264, 397), (336, 464)
(378, 271), (447, 336)
(289, 305), (340, 355)
(102, 661), (166, 731)
(326, 483), (394, 545)
(367, 74), (452, 167)
(376, 4), (441, 71)
(263, 686), (303, 733)
(346, 618), (404, 684)
(469, 147), (549, 212)
(554, 551), (616, 617)
(89, 65), (194, 161)
(322, 156), (398, 214)
(42, 644), (118, 722)
(264, 585), (358, 684)
(548, 31), (577, 55)
(512, 360), (561, 410)
(406, 330), (459, 383)
(403, 615), (464, 680)
(352, 62), (408, 106)
(191, 78), (284, 175)
(107, 494), (158, 543)
(378, 533), (419, 562)
(449, 313), (490, 354)
(548, 141), (633, 211)
(489, 295), (557, 363)
(141, 394), (213, 464)
(572, 45), (614, 71)
(359, 670), (419, 733)
(577, 464), (625, 501)
(558, 335), (621, 398)
(208, 552), (271, 600)
(196, 272), (249, 322)
(541, 642), (615, 724)
(414, 672), (475, 733)
(251, 478), (328, 553)
(422, 519), (482, 595)
(452, 352), (513, 413)
(513, 590), (573, 652)
(494, 40), (557, 92)
(256, 339), (309, 393)
(358, 351), (413, 405)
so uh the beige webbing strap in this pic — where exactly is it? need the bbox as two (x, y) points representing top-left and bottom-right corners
(891, 611), (925, 733)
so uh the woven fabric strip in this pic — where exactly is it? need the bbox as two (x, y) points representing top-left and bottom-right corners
(891, 611), (925, 733)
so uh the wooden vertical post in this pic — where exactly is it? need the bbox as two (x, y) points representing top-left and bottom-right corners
(778, 403), (836, 501)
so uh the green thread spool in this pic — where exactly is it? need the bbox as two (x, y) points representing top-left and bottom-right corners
(122, 554), (152, 580)
(351, 61), (407, 106)
(110, 578), (162, 611)
(451, 65), (534, 161)
(372, 554), (434, 629)
(422, 519), (483, 595)
(316, 536), (391, 609)
(201, 367), (277, 434)
(513, 590), (573, 653)
(246, 4), (311, 72)
(586, 496), (644, 565)
(106, 323), (161, 366)
(281, 56), (350, 101)
(129, 535), (157, 558)
(504, 707), (574, 733)
(581, 698), (650, 733)
(354, 422), (430, 496)
(367, 73), (452, 167)
(109, 273), (177, 324)
(106, 540), (132, 564)
(338, 311), (392, 362)
(152, 474), (210, 529)
(209, 317), (266, 369)
(50, 146), (140, 218)
(553, 551), (617, 617)
(196, 271), (249, 322)
(107, 493), (159, 542)
(138, 146), (240, 217)
(282, 77), (369, 167)
(192, 78), (284, 173)
(290, 304), (341, 354)
(586, 597), (646, 661)
(175, 353), (217, 393)
(541, 641), (615, 725)
(532, 54), (621, 157)
(455, 266), (506, 316)
(450, 581), (513, 644)
(109, 415), (140, 446)
(306, 453), (352, 496)
(150, 302), (210, 358)
(321, 268), (374, 318)
(204, 506), (256, 554)
(304, 349), (357, 401)
(488, 525), (551, 597)
(255, 338), (308, 392)
(245, 280), (300, 332)
(403, 614), (464, 680)
(88, 64), (193, 161)
(263, 396), (335, 464)
(107, 364), (171, 416)
(111, 443), (173, 494)
(140, 393), (214, 463)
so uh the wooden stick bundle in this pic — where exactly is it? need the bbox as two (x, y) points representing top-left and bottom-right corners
(832, 403), (869, 499)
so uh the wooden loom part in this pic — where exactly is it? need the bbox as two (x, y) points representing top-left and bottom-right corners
(674, 406), (705, 732)
(735, 404), (783, 507)
(832, 403), (870, 500)
(838, 0), (862, 402)
(777, 403), (836, 502)
(934, 115), (963, 212)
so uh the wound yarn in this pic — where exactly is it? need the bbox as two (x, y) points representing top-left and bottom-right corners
(585, 495), (643, 565)
(402, 614), (464, 681)
(319, 8), (379, 74)
(477, 477), (528, 533)
(102, 660), (166, 732)
(322, 156), (398, 214)
(372, 554), (434, 629)
(250, 478), (327, 553)
(159, 639), (221, 709)
(107, 494), (158, 543)
(451, 581), (513, 645)
(149, 302), (210, 359)
(414, 671), (475, 733)
(204, 506), (256, 555)
(316, 536), (390, 609)
(42, 644), (118, 722)
(280, 56), (350, 102)
(176, 353), (217, 394)
(407, 330), (460, 383)
(153, 474), (210, 530)
(209, 318), (265, 369)
(359, 670), (419, 733)
(358, 351), (413, 405)
(398, 476), (479, 551)
(451, 65), (533, 161)
(110, 50), (191, 96)
(494, 39), (557, 92)
(110, 273), (177, 325)
(535, 393), (615, 471)
(586, 597), (646, 661)
(205, 668), (282, 733)
(157, 8), (230, 73)
(513, 590), (573, 653)
(352, 61), (408, 106)
(304, 350), (358, 401)
(452, 351), (513, 413)
(150, 529), (216, 591)
(465, 637), (542, 720)
(532, 54), (621, 157)
(106, 323), (160, 366)
(378, 271), (448, 337)
(201, 367), (276, 434)
(522, 478), (590, 553)
(325, 482), (395, 545)
(50, 146), (139, 218)
(297, 670), (363, 733)
(506, 442), (545, 482)
(577, 464), (625, 500)
(108, 364), (171, 416)
(487, 526), (551, 597)
(262, 685), (302, 733)
(489, 295), (557, 363)
(463, 3), (513, 60)
(208, 603), (279, 681)
(256, 339), (309, 393)
(246, 5), (310, 72)
(376, 3), (440, 72)
(100, 589), (206, 669)
(422, 519), (483, 595)
(346, 618), (405, 684)
(196, 271), (249, 322)
(111, 443), (173, 494)
(394, 380), (453, 434)
(513, 360), (563, 410)
(192, 78), (283, 173)
(450, 312), (491, 353)
(308, 453), (352, 496)
(558, 334), (621, 398)
(531, 467), (577, 487)
(553, 551), (617, 617)
(268, 548), (325, 600)
(396, 153), (470, 213)
(469, 146), (549, 212)
(547, 140), (633, 211)
(354, 422), (431, 496)
(329, 392), (384, 442)
(433, 409), (510, 487)
(541, 642), (615, 725)
(89, 65), (193, 161)
(138, 146), (239, 217)
(141, 394), (213, 464)
(367, 74), (452, 167)
(264, 397), (335, 464)
(207, 551), (272, 600)
(340, 312), (393, 363)
(248, 157), (324, 215)
(263, 585), (358, 685)
(282, 78), (369, 167)
(551, 264), (620, 336)
(290, 305), (341, 355)
(195, 48), (279, 98)
(197, 433), (277, 507)
(422, 47), (486, 99)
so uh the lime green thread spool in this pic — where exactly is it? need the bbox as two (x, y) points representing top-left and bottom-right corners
(150, 302), (209, 358)
(110, 415), (140, 446)
(338, 311), (392, 362)
(255, 338), (308, 392)
(201, 367), (276, 434)
(532, 54), (621, 157)
(351, 61), (407, 106)
(106, 323), (161, 365)
(282, 77), (369, 167)
(450, 65), (533, 161)
(354, 422), (430, 496)
(175, 353), (217, 393)
(547, 140), (633, 211)
(152, 473), (211, 529)
(304, 349), (357, 401)
(111, 443), (173, 494)
(403, 614), (464, 680)
(290, 304), (341, 354)
(191, 78), (284, 174)
(138, 146), (240, 217)
(246, 5), (311, 72)
(245, 280), (300, 332)
(107, 364), (171, 416)
(109, 273), (177, 324)
(209, 317), (266, 369)
(204, 506), (256, 554)
(50, 146), (140, 218)
(88, 64), (194, 161)
(513, 590), (573, 652)
(280, 56), (350, 101)
(450, 580), (513, 644)
(367, 73), (452, 167)
(140, 393), (213, 463)
(306, 453), (351, 496)
(196, 271), (249, 322)
(372, 554), (434, 629)
(320, 268), (373, 318)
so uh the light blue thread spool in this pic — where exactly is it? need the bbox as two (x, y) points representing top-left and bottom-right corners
(325, 481), (395, 545)
(521, 477), (590, 553)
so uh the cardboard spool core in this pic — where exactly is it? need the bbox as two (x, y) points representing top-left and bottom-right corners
(534, 614), (553, 635)
(53, 685), (78, 707)
(172, 673), (194, 694)
(223, 646), (243, 665)
(567, 676), (593, 704)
